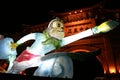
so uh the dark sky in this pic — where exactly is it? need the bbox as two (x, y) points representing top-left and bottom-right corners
(0, 0), (119, 33)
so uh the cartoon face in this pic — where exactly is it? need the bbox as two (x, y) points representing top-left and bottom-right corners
(47, 17), (65, 40)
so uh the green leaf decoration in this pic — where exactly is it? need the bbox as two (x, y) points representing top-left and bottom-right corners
(42, 31), (62, 49)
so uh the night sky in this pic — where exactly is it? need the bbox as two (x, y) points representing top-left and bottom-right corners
(0, 0), (119, 33)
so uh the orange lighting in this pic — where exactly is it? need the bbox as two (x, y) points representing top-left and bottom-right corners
(74, 11), (77, 14)
(109, 68), (116, 74)
(69, 13), (71, 15)
(118, 69), (120, 73)
(117, 66), (120, 73)
(80, 10), (82, 12)
(104, 70), (106, 74)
